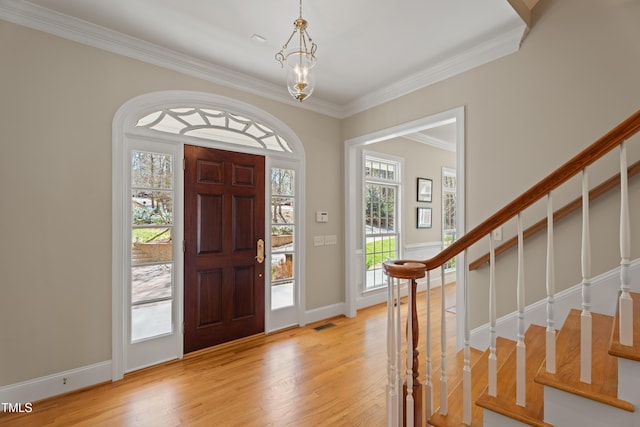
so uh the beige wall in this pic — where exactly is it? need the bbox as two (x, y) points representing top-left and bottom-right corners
(367, 138), (456, 245)
(0, 20), (342, 386)
(342, 0), (640, 326)
(2, 0), (640, 388)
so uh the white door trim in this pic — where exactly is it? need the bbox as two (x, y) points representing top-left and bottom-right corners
(112, 91), (306, 380)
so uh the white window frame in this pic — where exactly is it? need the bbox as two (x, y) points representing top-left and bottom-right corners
(362, 151), (403, 294)
(442, 167), (457, 272)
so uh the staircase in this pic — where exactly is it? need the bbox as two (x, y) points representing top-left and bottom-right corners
(441, 301), (640, 427)
(383, 108), (640, 426)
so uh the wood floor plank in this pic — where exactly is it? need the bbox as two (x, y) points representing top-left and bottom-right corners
(0, 284), (458, 427)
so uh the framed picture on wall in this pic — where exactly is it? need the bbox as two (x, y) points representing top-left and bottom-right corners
(417, 177), (432, 202)
(417, 207), (432, 228)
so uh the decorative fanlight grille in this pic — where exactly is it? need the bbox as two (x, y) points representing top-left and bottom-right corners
(136, 107), (293, 153)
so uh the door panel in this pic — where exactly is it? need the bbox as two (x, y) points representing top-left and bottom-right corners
(184, 145), (265, 353)
(198, 194), (223, 254)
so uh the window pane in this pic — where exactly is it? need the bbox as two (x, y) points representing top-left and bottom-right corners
(365, 159), (399, 182)
(131, 263), (172, 304)
(272, 226), (294, 252)
(131, 152), (173, 189)
(272, 281), (294, 310)
(132, 227), (173, 264)
(272, 197), (294, 224)
(366, 184), (395, 232)
(131, 300), (172, 342)
(444, 193), (456, 230)
(132, 191), (173, 225)
(272, 169), (295, 196)
(272, 253), (294, 281)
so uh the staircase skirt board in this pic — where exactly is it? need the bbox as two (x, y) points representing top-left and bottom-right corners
(543, 386), (634, 427)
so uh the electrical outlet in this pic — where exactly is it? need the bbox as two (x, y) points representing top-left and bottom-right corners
(492, 227), (503, 241)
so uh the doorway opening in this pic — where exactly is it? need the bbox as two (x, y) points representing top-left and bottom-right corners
(344, 106), (465, 349)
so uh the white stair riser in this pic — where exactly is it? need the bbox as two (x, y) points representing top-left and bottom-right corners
(543, 386), (634, 427)
(482, 409), (534, 427)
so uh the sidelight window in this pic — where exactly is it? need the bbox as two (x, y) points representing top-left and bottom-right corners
(271, 168), (296, 309)
(130, 151), (175, 342)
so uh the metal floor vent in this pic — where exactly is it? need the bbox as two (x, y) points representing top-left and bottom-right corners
(313, 322), (336, 331)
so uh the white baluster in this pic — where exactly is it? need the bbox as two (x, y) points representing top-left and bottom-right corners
(581, 169), (592, 384)
(619, 141), (633, 346)
(386, 272), (398, 427)
(395, 277), (402, 426)
(488, 232), (497, 397)
(439, 265), (448, 415)
(463, 250), (472, 425)
(516, 213), (526, 407)
(546, 192), (557, 374)
(425, 270), (433, 421)
(406, 278), (414, 427)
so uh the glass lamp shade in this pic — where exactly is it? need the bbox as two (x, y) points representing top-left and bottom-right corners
(287, 65), (315, 102)
(285, 52), (316, 102)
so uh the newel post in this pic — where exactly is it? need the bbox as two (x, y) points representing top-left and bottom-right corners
(384, 261), (426, 427)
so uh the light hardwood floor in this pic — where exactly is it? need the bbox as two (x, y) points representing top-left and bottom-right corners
(1, 283), (457, 427)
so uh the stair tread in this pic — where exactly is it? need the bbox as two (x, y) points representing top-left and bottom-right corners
(476, 324), (552, 427)
(535, 309), (634, 412)
(609, 291), (640, 361)
(428, 337), (516, 427)
(431, 347), (484, 426)
(429, 346), (485, 418)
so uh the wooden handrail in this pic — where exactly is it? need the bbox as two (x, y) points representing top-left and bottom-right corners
(468, 160), (640, 270)
(385, 108), (640, 273)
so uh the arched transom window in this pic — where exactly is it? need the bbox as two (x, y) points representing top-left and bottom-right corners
(136, 107), (293, 153)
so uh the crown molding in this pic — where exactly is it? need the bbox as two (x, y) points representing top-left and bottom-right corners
(403, 133), (456, 153)
(340, 23), (526, 118)
(0, 0), (344, 118)
(0, 0), (525, 120)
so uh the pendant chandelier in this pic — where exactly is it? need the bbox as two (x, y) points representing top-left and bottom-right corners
(275, 0), (317, 102)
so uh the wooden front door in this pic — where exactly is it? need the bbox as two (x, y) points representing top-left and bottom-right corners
(184, 145), (265, 353)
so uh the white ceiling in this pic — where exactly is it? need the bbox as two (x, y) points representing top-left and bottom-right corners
(0, 0), (527, 118)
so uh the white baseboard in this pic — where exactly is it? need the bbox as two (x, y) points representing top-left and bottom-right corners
(305, 302), (347, 324)
(470, 258), (640, 350)
(0, 360), (112, 406)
